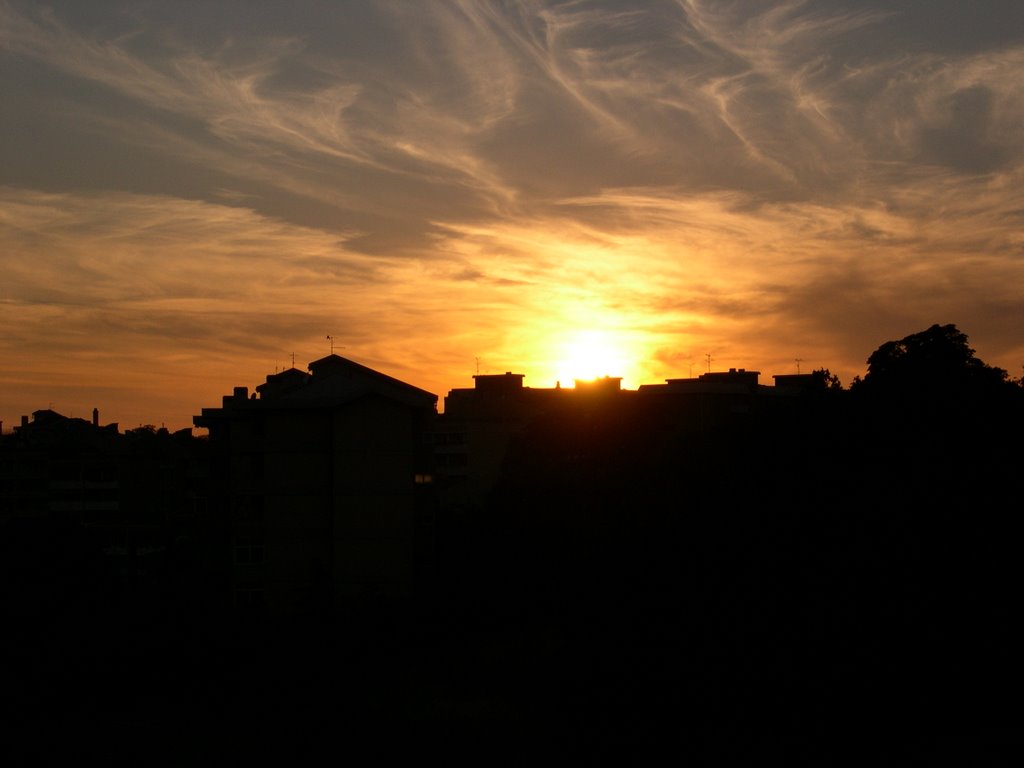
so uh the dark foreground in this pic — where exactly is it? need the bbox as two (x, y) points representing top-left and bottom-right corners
(5, 500), (1020, 765)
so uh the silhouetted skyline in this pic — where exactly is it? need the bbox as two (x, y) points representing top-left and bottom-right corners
(4, 321), (1021, 761)
(2, 1), (1024, 432)
(3, 322), (1023, 435)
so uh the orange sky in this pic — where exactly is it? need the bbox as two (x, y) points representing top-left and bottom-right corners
(2, 1), (1023, 430)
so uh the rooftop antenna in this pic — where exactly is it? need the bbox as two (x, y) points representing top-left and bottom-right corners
(290, 352), (297, 367)
(705, 353), (713, 373)
(475, 357), (480, 375)
(689, 362), (694, 378)
(326, 336), (345, 355)
(795, 358), (804, 374)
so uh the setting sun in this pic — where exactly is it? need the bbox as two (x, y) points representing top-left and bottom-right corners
(554, 330), (629, 386)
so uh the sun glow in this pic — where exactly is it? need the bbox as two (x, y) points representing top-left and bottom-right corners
(554, 330), (630, 387)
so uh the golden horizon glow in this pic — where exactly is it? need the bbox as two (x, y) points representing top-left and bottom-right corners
(553, 329), (631, 388)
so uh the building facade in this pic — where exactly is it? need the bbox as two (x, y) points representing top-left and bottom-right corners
(194, 354), (438, 615)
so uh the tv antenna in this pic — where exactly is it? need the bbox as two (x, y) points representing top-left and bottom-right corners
(326, 335), (345, 354)
(795, 357), (804, 374)
(705, 353), (713, 373)
(290, 352), (297, 367)
(475, 357), (480, 375)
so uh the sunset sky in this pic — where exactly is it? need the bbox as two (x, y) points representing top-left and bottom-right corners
(3, 0), (1023, 431)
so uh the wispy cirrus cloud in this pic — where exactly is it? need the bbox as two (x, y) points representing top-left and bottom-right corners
(0, 3), (369, 165)
(0, 1), (518, 231)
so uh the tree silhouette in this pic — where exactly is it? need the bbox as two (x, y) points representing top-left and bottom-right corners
(855, 323), (1008, 395)
(810, 367), (843, 390)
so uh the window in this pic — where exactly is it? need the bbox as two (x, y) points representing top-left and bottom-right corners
(232, 495), (264, 521)
(234, 529), (266, 563)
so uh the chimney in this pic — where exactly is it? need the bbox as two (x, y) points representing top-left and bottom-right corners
(21, 415), (29, 428)
(92, 408), (99, 427)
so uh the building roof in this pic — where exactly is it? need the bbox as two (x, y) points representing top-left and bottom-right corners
(195, 354), (437, 426)
(299, 354), (437, 406)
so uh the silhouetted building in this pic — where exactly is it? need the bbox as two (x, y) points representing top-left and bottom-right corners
(194, 354), (438, 616)
(771, 373), (820, 393)
(638, 367), (764, 395)
(2, 409), (122, 522)
(434, 372), (638, 511)
(0, 410), (210, 620)
(436, 366), (843, 511)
